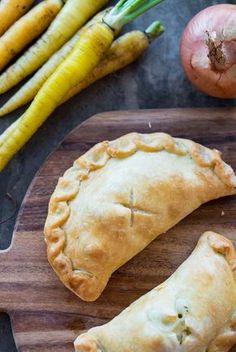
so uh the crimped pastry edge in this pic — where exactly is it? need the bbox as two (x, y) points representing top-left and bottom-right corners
(74, 231), (236, 352)
(44, 132), (236, 302)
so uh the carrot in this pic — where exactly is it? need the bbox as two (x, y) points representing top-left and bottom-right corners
(0, 22), (163, 138)
(0, 0), (164, 171)
(0, 0), (62, 71)
(0, 9), (110, 116)
(0, 0), (34, 37)
(0, 0), (108, 94)
(62, 22), (164, 104)
(0, 21), (163, 117)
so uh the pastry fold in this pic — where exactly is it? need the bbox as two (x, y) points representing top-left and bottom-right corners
(74, 231), (236, 352)
(44, 133), (236, 301)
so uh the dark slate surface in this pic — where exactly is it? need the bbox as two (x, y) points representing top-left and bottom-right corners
(0, 0), (236, 350)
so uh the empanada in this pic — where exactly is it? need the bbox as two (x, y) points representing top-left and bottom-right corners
(44, 133), (236, 301)
(74, 231), (236, 352)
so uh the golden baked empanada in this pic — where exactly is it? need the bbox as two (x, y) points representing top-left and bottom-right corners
(74, 231), (236, 352)
(44, 133), (236, 301)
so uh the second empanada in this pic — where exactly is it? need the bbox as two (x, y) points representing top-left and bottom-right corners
(74, 231), (236, 352)
(44, 132), (236, 301)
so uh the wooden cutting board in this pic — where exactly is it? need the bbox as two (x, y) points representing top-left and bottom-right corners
(0, 108), (236, 352)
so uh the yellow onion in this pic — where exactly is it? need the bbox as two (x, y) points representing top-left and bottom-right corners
(180, 4), (236, 98)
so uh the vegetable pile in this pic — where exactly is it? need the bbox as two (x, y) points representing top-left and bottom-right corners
(0, 0), (164, 171)
(181, 4), (236, 98)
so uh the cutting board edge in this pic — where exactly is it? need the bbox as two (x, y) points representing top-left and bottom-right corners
(0, 112), (99, 257)
(1, 105), (236, 256)
(0, 107), (208, 256)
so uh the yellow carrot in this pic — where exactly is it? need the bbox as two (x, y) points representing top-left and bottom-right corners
(62, 22), (164, 104)
(0, 23), (114, 170)
(0, 0), (62, 71)
(0, 0), (108, 94)
(0, 0), (34, 37)
(0, 9), (110, 116)
(0, 0), (164, 171)
(0, 22), (164, 145)
(0, 22), (149, 117)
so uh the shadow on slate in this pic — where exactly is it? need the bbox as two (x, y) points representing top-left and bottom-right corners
(0, 314), (17, 352)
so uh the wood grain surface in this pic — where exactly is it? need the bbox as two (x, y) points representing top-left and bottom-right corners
(0, 108), (236, 352)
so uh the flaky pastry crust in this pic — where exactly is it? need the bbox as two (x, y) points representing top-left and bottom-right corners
(44, 133), (236, 301)
(74, 231), (236, 352)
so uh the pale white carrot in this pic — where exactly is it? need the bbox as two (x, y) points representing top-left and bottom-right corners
(0, 9), (109, 116)
(0, 21), (163, 117)
(0, 0), (108, 94)
(0, 0), (164, 171)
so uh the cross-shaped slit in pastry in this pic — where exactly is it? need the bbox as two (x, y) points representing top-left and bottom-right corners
(116, 188), (156, 227)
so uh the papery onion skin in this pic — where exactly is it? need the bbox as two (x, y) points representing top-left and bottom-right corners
(180, 4), (236, 98)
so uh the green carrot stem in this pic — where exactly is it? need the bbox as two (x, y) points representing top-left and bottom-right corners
(145, 21), (164, 42)
(104, 0), (164, 31)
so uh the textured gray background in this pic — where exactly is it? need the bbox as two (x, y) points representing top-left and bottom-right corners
(1, 0), (236, 350)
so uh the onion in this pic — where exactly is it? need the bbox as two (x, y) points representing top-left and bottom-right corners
(180, 4), (236, 98)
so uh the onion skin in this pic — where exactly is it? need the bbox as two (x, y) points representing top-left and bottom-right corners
(180, 4), (236, 98)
